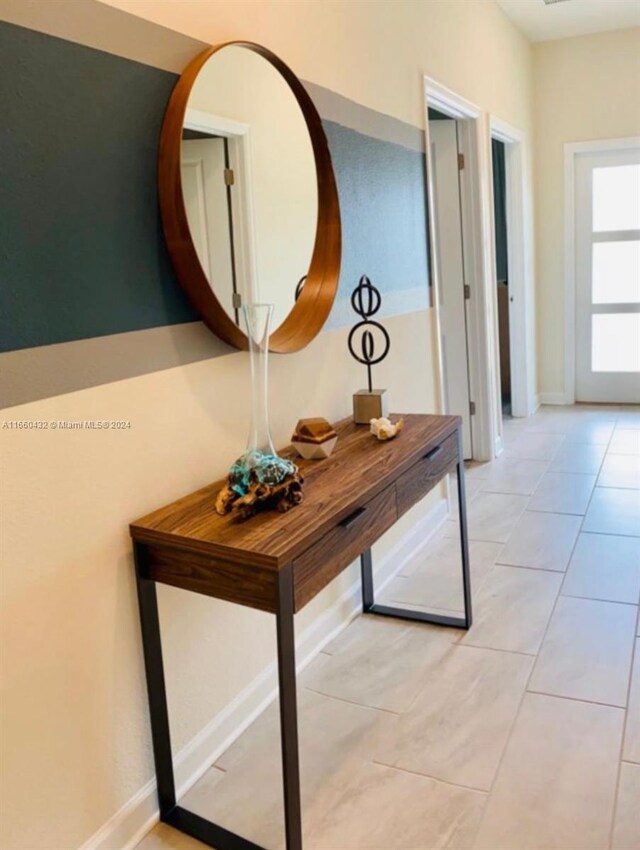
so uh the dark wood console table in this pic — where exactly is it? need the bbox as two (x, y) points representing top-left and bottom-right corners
(130, 413), (471, 850)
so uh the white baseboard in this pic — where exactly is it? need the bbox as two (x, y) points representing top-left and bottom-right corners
(79, 497), (449, 850)
(538, 392), (572, 406)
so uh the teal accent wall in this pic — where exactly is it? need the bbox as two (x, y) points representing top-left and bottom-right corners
(0, 20), (198, 353)
(324, 121), (430, 327)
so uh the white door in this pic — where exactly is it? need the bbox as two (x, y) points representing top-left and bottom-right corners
(575, 146), (640, 402)
(430, 119), (473, 457)
(181, 137), (237, 319)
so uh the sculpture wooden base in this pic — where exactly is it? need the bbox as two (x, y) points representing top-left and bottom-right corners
(353, 389), (388, 424)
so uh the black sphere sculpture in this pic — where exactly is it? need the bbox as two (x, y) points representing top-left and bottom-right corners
(348, 275), (391, 424)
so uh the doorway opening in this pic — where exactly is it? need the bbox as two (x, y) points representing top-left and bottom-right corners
(425, 80), (500, 463)
(489, 117), (534, 435)
(425, 81), (534, 463)
(492, 138), (511, 417)
(428, 106), (474, 459)
(182, 129), (242, 323)
(181, 107), (258, 319)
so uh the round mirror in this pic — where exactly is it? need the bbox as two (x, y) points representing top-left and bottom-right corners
(159, 42), (341, 352)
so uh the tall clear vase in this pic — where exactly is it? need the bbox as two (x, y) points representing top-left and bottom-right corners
(215, 302), (302, 516)
(242, 303), (278, 464)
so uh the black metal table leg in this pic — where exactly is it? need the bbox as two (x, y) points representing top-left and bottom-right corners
(455, 430), (473, 629)
(360, 437), (472, 630)
(276, 564), (303, 850)
(134, 542), (268, 850)
(134, 542), (177, 817)
(361, 548), (374, 612)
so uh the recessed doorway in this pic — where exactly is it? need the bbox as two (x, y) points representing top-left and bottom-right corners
(492, 138), (512, 417)
(427, 106), (474, 459)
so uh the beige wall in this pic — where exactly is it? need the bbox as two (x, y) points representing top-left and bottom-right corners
(533, 27), (640, 399)
(102, 0), (533, 133)
(0, 2), (533, 848)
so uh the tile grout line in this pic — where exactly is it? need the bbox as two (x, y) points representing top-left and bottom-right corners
(607, 605), (639, 850)
(560, 593), (640, 607)
(560, 528), (640, 540)
(445, 642), (538, 659)
(369, 757), (490, 796)
(618, 605), (640, 762)
(525, 688), (628, 711)
(557, 422), (615, 600)
(301, 684), (405, 717)
(495, 562), (575, 575)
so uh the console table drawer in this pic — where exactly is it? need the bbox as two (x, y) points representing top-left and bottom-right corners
(293, 484), (397, 611)
(396, 431), (458, 516)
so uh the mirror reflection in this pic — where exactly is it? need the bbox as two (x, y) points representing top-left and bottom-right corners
(180, 45), (318, 331)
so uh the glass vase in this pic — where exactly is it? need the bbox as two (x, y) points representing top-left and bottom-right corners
(215, 302), (302, 516)
(222, 303), (297, 504)
(243, 302), (278, 464)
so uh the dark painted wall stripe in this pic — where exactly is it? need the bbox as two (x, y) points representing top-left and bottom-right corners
(0, 20), (199, 354)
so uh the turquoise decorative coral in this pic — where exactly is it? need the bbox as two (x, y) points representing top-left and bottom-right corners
(228, 450), (297, 497)
(216, 450), (303, 519)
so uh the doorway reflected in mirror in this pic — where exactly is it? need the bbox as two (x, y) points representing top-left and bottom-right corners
(180, 45), (318, 332)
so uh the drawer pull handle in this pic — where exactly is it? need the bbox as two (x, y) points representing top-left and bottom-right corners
(339, 506), (367, 529)
(423, 445), (443, 461)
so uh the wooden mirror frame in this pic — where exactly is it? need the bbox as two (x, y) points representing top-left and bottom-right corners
(158, 41), (342, 353)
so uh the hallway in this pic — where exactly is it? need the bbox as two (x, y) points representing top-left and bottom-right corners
(140, 404), (640, 850)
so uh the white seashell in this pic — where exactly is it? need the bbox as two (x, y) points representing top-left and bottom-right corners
(369, 416), (404, 441)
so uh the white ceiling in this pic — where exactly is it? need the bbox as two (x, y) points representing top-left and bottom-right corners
(497, 0), (640, 42)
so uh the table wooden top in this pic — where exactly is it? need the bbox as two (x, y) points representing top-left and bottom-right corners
(130, 413), (459, 569)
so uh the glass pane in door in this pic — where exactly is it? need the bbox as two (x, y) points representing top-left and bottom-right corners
(592, 240), (640, 304)
(592, 313), (640, 372)
(592, 164), (640, 232)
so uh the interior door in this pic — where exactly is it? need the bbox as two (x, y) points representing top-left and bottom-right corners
(575, 146), (640, 402)
(430, 119), (473, 457)
(181, 137), (237, 320)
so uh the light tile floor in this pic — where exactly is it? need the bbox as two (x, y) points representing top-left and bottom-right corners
(138, 405), (640, 850)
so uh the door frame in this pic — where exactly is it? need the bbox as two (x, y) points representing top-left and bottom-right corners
(424, 78), (487, 459)
(183, 107), (258, 303)
(490, 117), (535, 421)
(564, 136), (640, 404)
(424, 77), (500, 461)
(428, 118), (475, 458)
